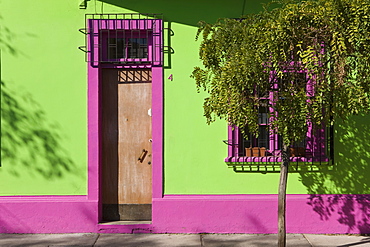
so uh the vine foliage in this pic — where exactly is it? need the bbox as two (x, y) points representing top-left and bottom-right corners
(192, 0), (370, 145)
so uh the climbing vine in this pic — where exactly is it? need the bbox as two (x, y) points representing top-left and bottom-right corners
(192, 0), (370, 144)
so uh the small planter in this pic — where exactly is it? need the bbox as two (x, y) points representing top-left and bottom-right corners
(290, 147), (306, 157)
(245, 147), (267, 157)
(260, 147), (266, 157)
(252, 147), (260, 157)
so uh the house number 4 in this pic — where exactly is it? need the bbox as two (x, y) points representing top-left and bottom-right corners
(168, 74), (173, 81)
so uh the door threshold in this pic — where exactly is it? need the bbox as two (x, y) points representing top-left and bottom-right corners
(99, 220), (152, 225)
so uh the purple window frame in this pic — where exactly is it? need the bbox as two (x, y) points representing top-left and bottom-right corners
(88, 19), (162, 66)
(225, 70), (330, 164)
(100, 30), (152, 63)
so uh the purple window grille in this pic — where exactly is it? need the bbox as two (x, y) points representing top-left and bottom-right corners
(225, 71), (333, 166)
(84, 15), (163, 67)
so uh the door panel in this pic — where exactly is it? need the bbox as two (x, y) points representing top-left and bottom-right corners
(102, 69), (152, 221)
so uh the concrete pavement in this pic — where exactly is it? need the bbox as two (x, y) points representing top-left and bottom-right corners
(0, 233), (369, 247)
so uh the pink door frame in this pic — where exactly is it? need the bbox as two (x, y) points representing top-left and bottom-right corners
(87, 19), (164, 231)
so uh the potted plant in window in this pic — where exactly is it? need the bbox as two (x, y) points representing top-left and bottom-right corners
(245, 147), (252, 157)
(252, 147), (260, 156)
(260, 147), (266, 157)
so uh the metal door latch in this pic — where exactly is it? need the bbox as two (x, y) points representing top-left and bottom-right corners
(138, 149), (148, 163)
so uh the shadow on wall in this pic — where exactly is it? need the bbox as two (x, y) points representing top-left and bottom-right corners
(0, 17), (16, 56)
(99, 0), (267, 26)
(0, 14), (77, 179)
(1, 81), (75, 179)
(299, 115), (370, 234)
(0, 14), (30, 58)
(1, 81), (77, 179)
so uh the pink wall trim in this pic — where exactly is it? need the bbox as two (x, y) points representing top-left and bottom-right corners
(0, 194), (368, 234)
(0, 196), (98, 233)
(151, 194), (370, 234)
(151, 66), (163, 199)
(87, 63), (100, 202)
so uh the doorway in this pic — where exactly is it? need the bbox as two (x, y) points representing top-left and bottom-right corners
(101, 68), (152, 221)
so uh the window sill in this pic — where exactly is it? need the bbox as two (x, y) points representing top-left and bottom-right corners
(101, 59), (151, 64)
(225, 156), (333, 173)
(225, 156), (330, 163)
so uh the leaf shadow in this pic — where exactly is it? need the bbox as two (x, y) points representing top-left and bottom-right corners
(1, 80), (77, 179)
(299, 115), (370, 234)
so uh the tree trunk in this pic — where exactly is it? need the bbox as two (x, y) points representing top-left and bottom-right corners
(278, 143), (289, 247)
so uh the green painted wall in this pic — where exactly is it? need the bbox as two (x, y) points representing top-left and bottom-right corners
(1, 0), (369, 196)
(0, 0), (91, 195)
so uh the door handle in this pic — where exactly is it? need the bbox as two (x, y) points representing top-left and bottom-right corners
(138, 149), (148, 163)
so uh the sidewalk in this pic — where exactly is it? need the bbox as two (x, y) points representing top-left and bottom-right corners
(0, 233), (369, 247)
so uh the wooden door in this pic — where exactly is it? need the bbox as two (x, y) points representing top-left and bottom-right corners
(101, 68), (152, 221)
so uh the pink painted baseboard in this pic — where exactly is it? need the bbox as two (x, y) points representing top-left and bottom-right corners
(0, 196), (98, 233)
(0, 194), (368, 234)
(151, 194), (370, 234)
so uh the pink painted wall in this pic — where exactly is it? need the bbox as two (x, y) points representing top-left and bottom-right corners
(0, 196), (97, 233)
(0, 195), (368, 234)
